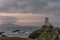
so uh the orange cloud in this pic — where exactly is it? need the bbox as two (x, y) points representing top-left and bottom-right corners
(16, 20), (43, 23)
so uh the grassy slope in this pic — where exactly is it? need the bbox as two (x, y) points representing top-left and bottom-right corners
(29, 25), (60, 40)
(0, 37), (35, 40)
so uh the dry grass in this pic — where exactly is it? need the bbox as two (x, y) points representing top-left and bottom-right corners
(0, 37), (35, 40)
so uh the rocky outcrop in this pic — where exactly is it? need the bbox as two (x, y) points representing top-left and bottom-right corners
(29, 25), (60, 40)
(29, 17), (60, 40)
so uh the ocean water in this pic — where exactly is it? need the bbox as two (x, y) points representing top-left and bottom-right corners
(0, 24), (41, 38)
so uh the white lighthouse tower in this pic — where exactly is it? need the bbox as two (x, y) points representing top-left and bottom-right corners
(44, 17), (52, 26)
(45, 17), (49, 25)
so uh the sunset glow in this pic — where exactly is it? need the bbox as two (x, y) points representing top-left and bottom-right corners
(16, 20), (43, 23)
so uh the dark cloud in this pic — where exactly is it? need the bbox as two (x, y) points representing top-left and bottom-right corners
(0, 0), (60, 15)
(0, 0), (46, 13)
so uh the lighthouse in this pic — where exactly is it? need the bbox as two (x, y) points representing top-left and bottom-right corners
(45, 17), (49, 25)
(44, 17), (52, 26)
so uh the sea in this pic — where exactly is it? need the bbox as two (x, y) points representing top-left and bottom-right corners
(0, 24), (41, 38)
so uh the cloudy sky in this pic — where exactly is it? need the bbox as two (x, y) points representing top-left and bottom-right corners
(0, 0), (60, 26)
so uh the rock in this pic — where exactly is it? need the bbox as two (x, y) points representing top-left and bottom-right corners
(29, 17), (60, 40)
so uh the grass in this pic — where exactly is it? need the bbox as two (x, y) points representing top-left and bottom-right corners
(0, 37), (35, 40)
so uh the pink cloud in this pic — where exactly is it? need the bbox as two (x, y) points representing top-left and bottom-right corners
(16, 20), (43, 23)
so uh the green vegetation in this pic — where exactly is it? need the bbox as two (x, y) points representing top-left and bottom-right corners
(29, 25), (60, 40)
(0, 37), (35, 40)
